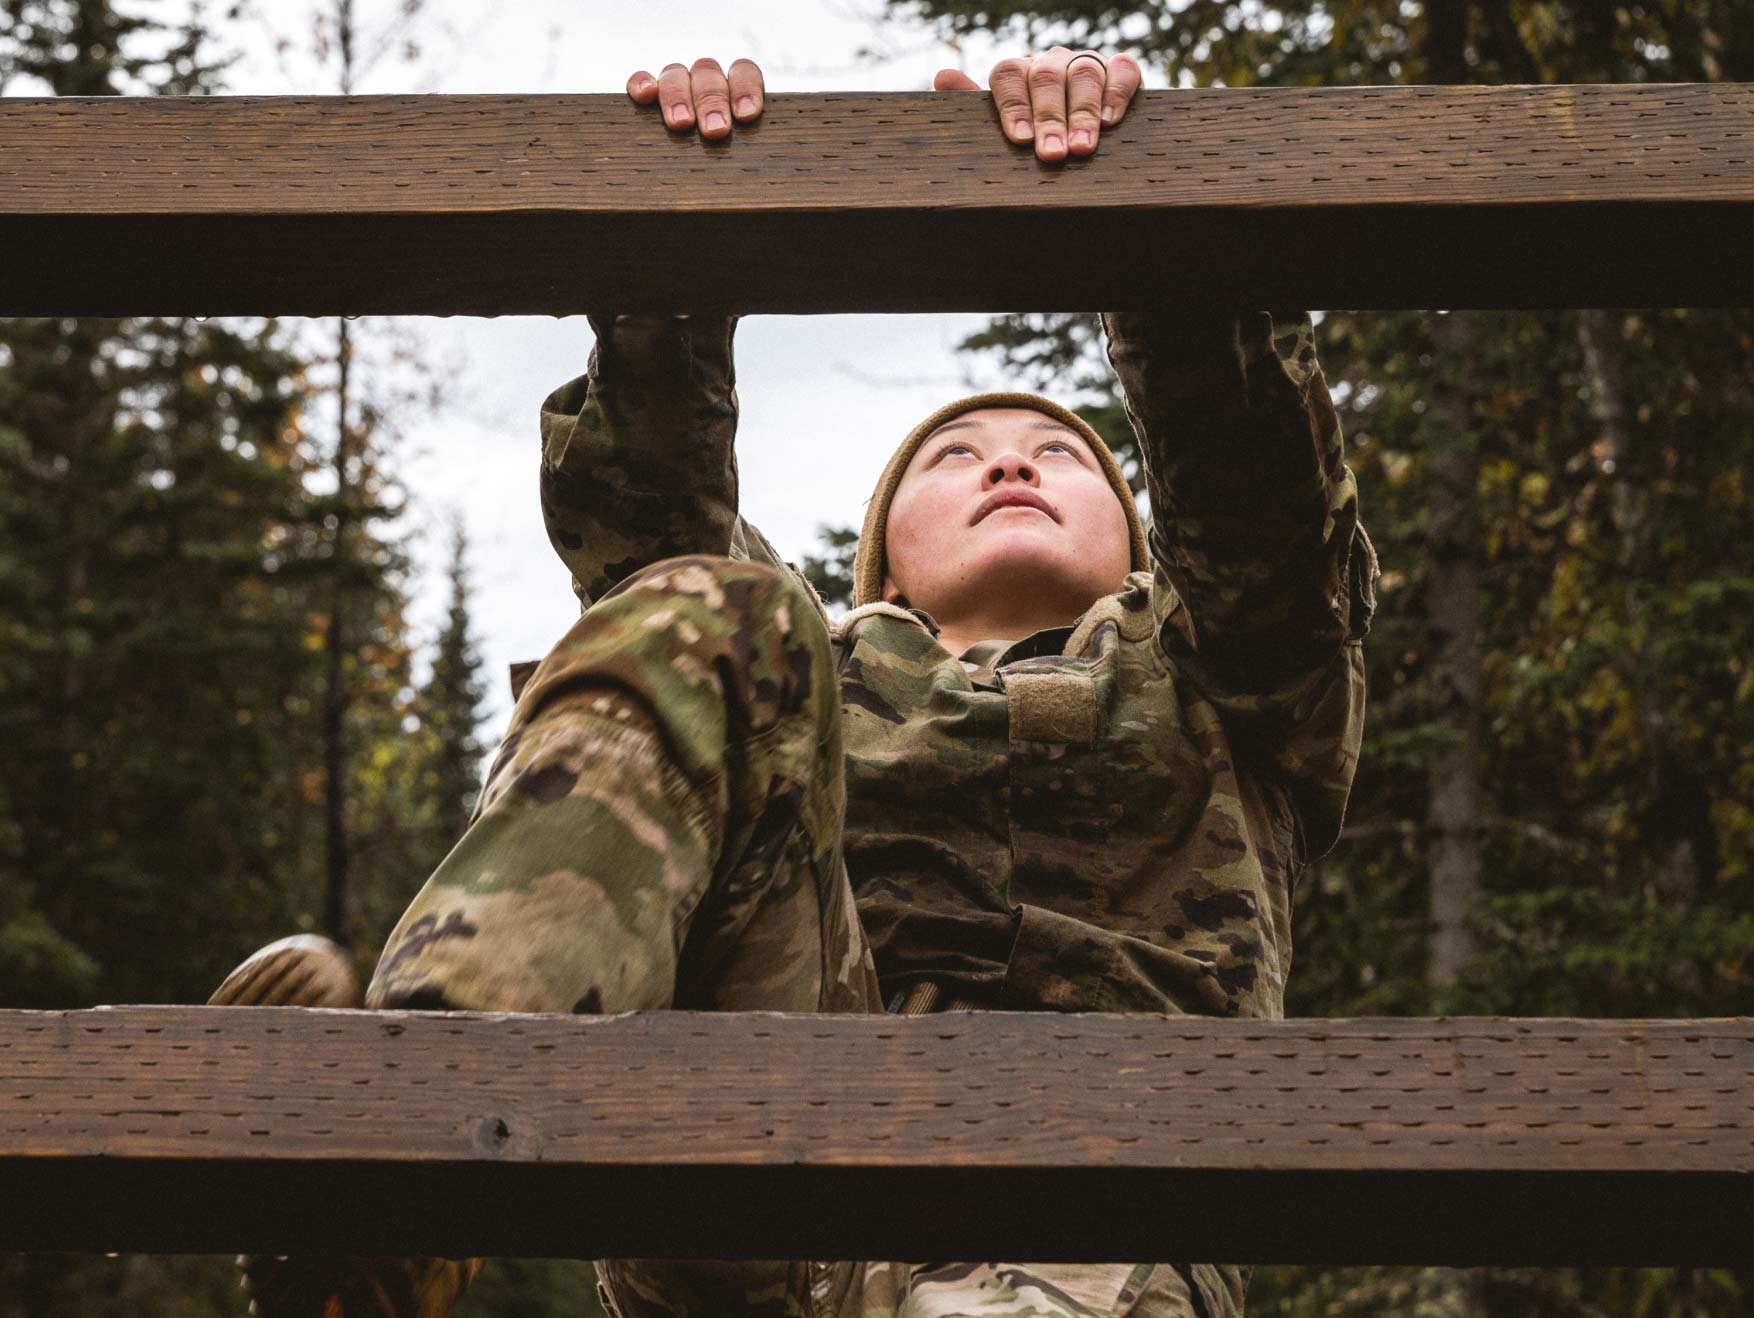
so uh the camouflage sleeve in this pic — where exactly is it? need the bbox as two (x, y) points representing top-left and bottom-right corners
(1101, 308), (1376, 687)
(539, 312), (789, 607)
(1102, 309), (1379, 863)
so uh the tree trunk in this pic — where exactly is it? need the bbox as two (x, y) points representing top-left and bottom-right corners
(1577, 308), (1716, 909)
(1576, 309), (1646, 564)
(1425, 312), (1483, 992)
(1421, 2), (1468, 83)
(1418, 309), (1489, 1317)
(322, 316), (351, 942)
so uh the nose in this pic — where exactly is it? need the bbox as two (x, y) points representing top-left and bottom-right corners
(984, 451), (1039, 487)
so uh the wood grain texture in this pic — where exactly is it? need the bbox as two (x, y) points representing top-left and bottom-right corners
(2, 1008), (1750, 1264)
(1, 85), (1751, 313)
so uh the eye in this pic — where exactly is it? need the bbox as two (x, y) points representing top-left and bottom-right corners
(935, 441), (976, 460)
(1039, 440), (1077, 456)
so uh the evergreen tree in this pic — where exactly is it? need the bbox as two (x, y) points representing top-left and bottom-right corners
(297, 323), (420, 956)
(0, 2), (338, 1312)
(0, 0), (319, 1011)
(866, 3), (1754, 1312)
(343, 517), (491, 952)
(273, 0), (437, 950)
(801, 523), (861, 609)
(4, 8), (599, 1316)
(420, 520), (488, 842)
(0, 0), (152, 93)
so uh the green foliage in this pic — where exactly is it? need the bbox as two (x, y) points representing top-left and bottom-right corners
(882, 0), (1754, 85)
(1, 0), (154, 92)
(0, 309), (324, 1006)
(872, 1), (1754, 1311)
(347, 519), (491, 949)
(465, 1259), (609, 1318)
(420, 521), (489, 841)
(0, 2), (537, 1312)
(7, 1), (1752, 1311)
(0, 1253), (242, 1318)
(801, 523), (861, 608)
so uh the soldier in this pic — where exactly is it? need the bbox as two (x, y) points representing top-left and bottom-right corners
(214, 45), (1376, 1318)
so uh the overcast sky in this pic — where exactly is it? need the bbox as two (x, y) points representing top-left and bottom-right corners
(40, 1), (1168, 737)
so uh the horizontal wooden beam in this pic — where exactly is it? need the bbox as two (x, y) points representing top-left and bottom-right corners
(1, 85), (1751, 314)
(2, 1008), (1751, 1265)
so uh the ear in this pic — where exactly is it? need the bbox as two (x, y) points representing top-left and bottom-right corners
(881, 575), (908, 607)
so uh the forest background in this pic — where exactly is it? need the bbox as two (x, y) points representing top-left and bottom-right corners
(4, 1), (1754, 1315)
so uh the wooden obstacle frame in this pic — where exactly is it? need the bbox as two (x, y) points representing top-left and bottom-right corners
(1, 85), (1751, 1267)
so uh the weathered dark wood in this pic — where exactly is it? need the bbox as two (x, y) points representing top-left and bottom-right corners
(1, 84), (1751, 314)
(2, 1008), (1750, 1264)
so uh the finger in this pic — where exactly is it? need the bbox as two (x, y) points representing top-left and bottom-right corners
(690, 57), (732, 138)
(656, 63), (694, 131)
(1066, 55), (1105, 154)
(932, 68), (980, 91)
(1028, 47), (1073, 162)
(1100, 52), (1144, 126)
(728, 57), (765, 120)
(626, 69), (659, 103)
(986, 56), (1033, 144)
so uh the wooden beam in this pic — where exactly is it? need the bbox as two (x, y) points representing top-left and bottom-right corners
(1, 85), (1751, 315)
(2, 1008), (1750, 1265)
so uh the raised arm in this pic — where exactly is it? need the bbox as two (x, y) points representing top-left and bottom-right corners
(540, 311), (789, 607)
(1103, 308), (1376, 861)
(540, 57), (795, 608)
(548, 48), (1147, 608)
(1102, 308), (1376, 688)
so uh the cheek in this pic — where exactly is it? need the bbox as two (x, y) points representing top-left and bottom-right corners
(1063, 478), (1134, 569)
(886, 481), (962, 580)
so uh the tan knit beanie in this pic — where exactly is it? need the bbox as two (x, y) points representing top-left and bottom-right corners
(851, 391), (1150, 608)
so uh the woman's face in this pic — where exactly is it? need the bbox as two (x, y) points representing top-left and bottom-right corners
(882, 407), (1134, 627)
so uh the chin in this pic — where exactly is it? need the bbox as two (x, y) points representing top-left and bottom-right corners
(968, 536), (1105, 597)
(968, 531), (1056, 569)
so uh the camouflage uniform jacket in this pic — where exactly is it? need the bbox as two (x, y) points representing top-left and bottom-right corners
(538, 309), (1375, 1021)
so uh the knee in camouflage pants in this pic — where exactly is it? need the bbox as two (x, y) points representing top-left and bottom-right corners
(370, 554), (874, 1018)
(368, 555), (1211, 1318)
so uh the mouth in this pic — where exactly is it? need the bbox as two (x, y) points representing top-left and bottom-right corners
(971, 488), (1058, 525)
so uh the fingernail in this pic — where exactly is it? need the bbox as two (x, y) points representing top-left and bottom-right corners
(671, 103), (691, 121)
(1014, 117), (1033, 137)
(1101, 105), (1116, 123)
(704, 111), (727, 132)
(1071, 128), (1092, 149)
(736, 96), (756, 115)
(1043, 131), (1063, 153)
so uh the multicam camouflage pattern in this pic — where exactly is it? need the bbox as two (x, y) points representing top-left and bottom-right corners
(357, 306), (1372, 1318)
(599, 1258), (1210, 1318)
(840, 308), (1374, 1023)
(890, 1262), (1221, 1318)
(539, 310), (1373, 1024)
(537, 313), (790, 610)
(362, 543), (1222, 1318)
(368, 552), (877, 1018)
